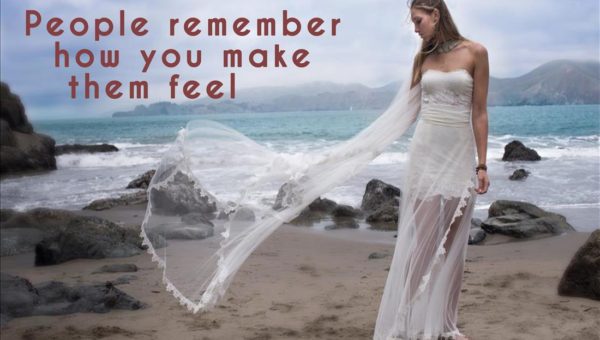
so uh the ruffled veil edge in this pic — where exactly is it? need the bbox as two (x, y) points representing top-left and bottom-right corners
(140, 36), (424, 314)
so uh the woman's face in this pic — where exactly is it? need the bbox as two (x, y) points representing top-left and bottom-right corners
(410, 8), (438, 41)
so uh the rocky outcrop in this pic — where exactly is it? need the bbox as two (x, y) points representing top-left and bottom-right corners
(0, 82), (56, 176)
(558, 229), (600, 301)
(481, 200), (575, 239)
(149, 169), (217, 217)
(361, 179), (402, 231)
(502, 140), (541, 161)
(126, 169), (156, 189)
(0, 208), (143, 263)
(0, 273), (145, 326)
(54, 143), (118, 155)
(361, 179), (401, 212)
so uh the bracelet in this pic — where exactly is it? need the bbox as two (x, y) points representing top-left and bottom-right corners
(475, 164), (487, 173)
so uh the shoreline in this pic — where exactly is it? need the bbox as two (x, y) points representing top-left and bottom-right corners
(1, 204), (599, 339)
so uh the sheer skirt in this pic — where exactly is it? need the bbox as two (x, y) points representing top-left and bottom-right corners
(373, 118), (478, 340)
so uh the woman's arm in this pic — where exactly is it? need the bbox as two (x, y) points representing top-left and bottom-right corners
(471, 43), (490, 194)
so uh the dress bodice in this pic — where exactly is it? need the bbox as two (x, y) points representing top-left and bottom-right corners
(420, 69), (473, 126)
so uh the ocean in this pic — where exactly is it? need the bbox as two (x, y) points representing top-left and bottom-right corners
(1, 104), (599, 231)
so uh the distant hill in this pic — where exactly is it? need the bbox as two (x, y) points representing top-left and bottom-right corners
(488, 60), (599, 105)
(112, 59), (599, 117)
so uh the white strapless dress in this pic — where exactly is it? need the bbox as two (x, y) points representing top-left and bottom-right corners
(374, 69), (478, 340)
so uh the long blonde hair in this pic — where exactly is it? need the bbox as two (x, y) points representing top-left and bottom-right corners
(408, 0), (468, 87)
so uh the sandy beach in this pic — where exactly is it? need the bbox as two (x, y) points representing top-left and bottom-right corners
(1, 202), (599, 340)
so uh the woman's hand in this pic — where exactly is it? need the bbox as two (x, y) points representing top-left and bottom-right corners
(476, 170), (490, 194)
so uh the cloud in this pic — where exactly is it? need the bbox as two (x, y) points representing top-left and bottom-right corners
(1, 0), (598, 119)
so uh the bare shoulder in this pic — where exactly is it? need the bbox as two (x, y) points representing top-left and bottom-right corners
(466, 41), (488, 59)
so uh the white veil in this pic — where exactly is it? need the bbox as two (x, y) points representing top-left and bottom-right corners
(140, 34), (423, 312)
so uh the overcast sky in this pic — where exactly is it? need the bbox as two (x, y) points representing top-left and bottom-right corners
(1, 0), (598, 119)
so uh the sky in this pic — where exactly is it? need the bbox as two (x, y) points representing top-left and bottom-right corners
(1, 0), (599, 119)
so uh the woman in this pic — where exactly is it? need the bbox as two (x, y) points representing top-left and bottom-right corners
(141, 1), (489, 339)
(373, 1), (490, 339)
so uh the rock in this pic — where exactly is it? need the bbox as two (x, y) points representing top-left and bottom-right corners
(308, 197), (338, 213)
(289, 197), (340, 225)
(229, 206), (256, 222)
(502, 140), (541, 161)
(149, 169), (217, 217)
(0, 272), (39, 319)
(273, 180), (304, 211)
(361, 179), (401, 213)
(0, 277), (146, 320)
(0, 228), (46, 256)
(509, 168), (530, 180)
(83, 191), (148, 210)
(469, 228), (487, 245)
(1, 208), (142, 257)
(0, 119), (16, 147)
(289, 206), (320, 226)
(366, 203), (398, 231)
(93, 264), (138, 274)
(126, 169), (156, 189)
(481, 200), (575, 239)
(558, 229), (600, 301)
(469, 218), (486, 244)
(0, 83), (33, 133)
(6, 209), (145, 265)
(324, 217), (359, 230)
(54, 143), (118, 155)
(368, 252), (389, 260)
(1, 82), (56, 176)
(331, 204), (363, 218)
(0, 128), (56, 176)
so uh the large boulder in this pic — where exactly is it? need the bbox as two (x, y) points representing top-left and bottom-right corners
(34, 216), (143, 265)
(149, 169), (217, 217)
(0, 273), (145, 326)
(558, 229), (600, 301)
(481, 200), (575, 239)
(361, 179), (401, 212)
(0, 82), (56, 176)
(0, 208), (143, 263)
(502, 140), (541, 161)
(362, 179), (402, 231)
